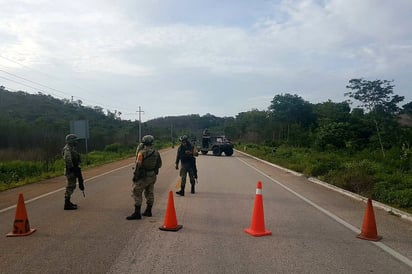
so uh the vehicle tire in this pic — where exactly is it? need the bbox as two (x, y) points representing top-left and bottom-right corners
(201, 150), (208, 155)
(224, 147), (233, 156)
(212, 146), (221, 156)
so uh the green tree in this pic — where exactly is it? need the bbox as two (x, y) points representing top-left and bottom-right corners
(235, 109), (269, 143)
(268, 93), (315, 144)
(316, 122), (350, 149)
(346, 108), (374, 150)
(313, 100), (351, 126)
(345, 79), (404, 157)
(402, 101), (412, 115)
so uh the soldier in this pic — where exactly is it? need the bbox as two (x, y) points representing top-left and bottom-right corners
(62, 134), (84, 210)
(175, 135), (197, 196)
(127, 135), (162, 220)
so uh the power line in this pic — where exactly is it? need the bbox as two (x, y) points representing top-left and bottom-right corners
(0, 75), (143, 120)
(0, 55), (69, 89)
(0, 69), (71, 98)
(0, 56), (138, 115)
(0, 75), (63, 98)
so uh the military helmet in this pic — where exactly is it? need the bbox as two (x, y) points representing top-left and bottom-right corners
(142, 135), (154, 145)
(179, 135), (188, 142)
(65, 134), (78, 144)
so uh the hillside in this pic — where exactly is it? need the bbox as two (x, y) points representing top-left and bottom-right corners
(1, 86), (412, 209)
(0, 87), (230, 159)
(399, 114), (412, 127)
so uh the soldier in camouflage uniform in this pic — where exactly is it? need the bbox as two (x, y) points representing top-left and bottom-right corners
(127, 135), (162, 220)
(62, 134), (81, 210)
(175, 135), (198, 196)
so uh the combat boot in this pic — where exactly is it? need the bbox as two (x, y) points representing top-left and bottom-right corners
(176, 186), (185, 196)
(126, 205), (141, 220)
(142, 205), (152, 217)
(64, 198), (77, 210)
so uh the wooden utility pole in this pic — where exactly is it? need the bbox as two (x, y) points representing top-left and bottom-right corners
(137, 106), (144, 142)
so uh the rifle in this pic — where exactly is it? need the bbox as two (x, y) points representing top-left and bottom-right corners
(73, 166), (85, 197)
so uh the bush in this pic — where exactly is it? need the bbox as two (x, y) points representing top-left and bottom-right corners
(373, 172), (412, 207)
(0, 150), (134, 191)
(0, 160), (64, 190)
(104, 143), (124, 153)
(0, 161), (43, 184)
(391, 189), (412, 208)
(305, 154), (342, 177)
(322, 159), (378, 197)
(238, 143), (412, 210)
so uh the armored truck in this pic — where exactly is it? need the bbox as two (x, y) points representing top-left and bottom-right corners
(198, 129), (234, 156)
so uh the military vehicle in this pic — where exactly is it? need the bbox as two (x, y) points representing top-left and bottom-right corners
(198, 129), (234, 156)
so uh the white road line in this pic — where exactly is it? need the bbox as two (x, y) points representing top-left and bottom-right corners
(238, 157), (412, 269)
(0, 164), (133, 213)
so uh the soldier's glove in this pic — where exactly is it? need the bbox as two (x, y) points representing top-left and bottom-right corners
(175, 164), (178, 170)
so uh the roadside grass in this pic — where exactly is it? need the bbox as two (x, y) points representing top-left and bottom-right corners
(0, 151), (134, 192)
(237, 143), (412, 213)
(0, 142), (170, 192)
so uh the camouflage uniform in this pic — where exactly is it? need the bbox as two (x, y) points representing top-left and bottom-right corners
(127, 135), (162, 220)
(175, 136), (197, 196)
(62, 134), (81, 210)
(132, 171), (156, 207)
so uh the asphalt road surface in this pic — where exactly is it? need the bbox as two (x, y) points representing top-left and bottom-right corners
(1, 148), (412, 274)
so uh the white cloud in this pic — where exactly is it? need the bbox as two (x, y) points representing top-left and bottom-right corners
(0, 0), (411, 121)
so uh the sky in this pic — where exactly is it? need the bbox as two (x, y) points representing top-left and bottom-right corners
(0, 0), (411, 122)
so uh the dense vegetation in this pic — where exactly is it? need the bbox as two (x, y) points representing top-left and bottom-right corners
(1, 79), (411, 210)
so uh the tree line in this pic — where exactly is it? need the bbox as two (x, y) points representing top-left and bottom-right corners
(227, 79), (412, 155)
(1, 79), (411, 160)
(1, 79), (412, 207)
(0, 86), (232, 160)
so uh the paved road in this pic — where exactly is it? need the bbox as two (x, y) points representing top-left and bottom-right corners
(0, 148), (411, 273)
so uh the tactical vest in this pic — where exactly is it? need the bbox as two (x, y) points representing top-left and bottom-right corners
(141, 148), (159, 171)
(62, 145), (80, 167)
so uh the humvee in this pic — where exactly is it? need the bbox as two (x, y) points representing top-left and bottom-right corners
(198, 130), (234, 156)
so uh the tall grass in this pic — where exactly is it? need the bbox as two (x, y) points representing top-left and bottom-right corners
(0, 150), (133, 191)
(0, 142), (171, 191)
(0, 160), (64, 191)
(237, 143), (412, 211)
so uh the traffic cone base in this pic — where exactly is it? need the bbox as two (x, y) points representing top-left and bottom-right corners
(159, 191), (183, 232)
(7, 227), (36, 237)
(357, 198), (382, 241)
(244, 228), (272, 237)
(244, 181), (272, 237)
(6, 193), (37, 237)
(356, 233), (382, 241)
(159, 224), (183, 232)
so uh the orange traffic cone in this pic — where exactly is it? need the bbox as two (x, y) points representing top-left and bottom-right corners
(245, 181), (272, 237)
(6, 193), (36, 237)
(357, 198), (382, 241)
(159, 191), (183, 232)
